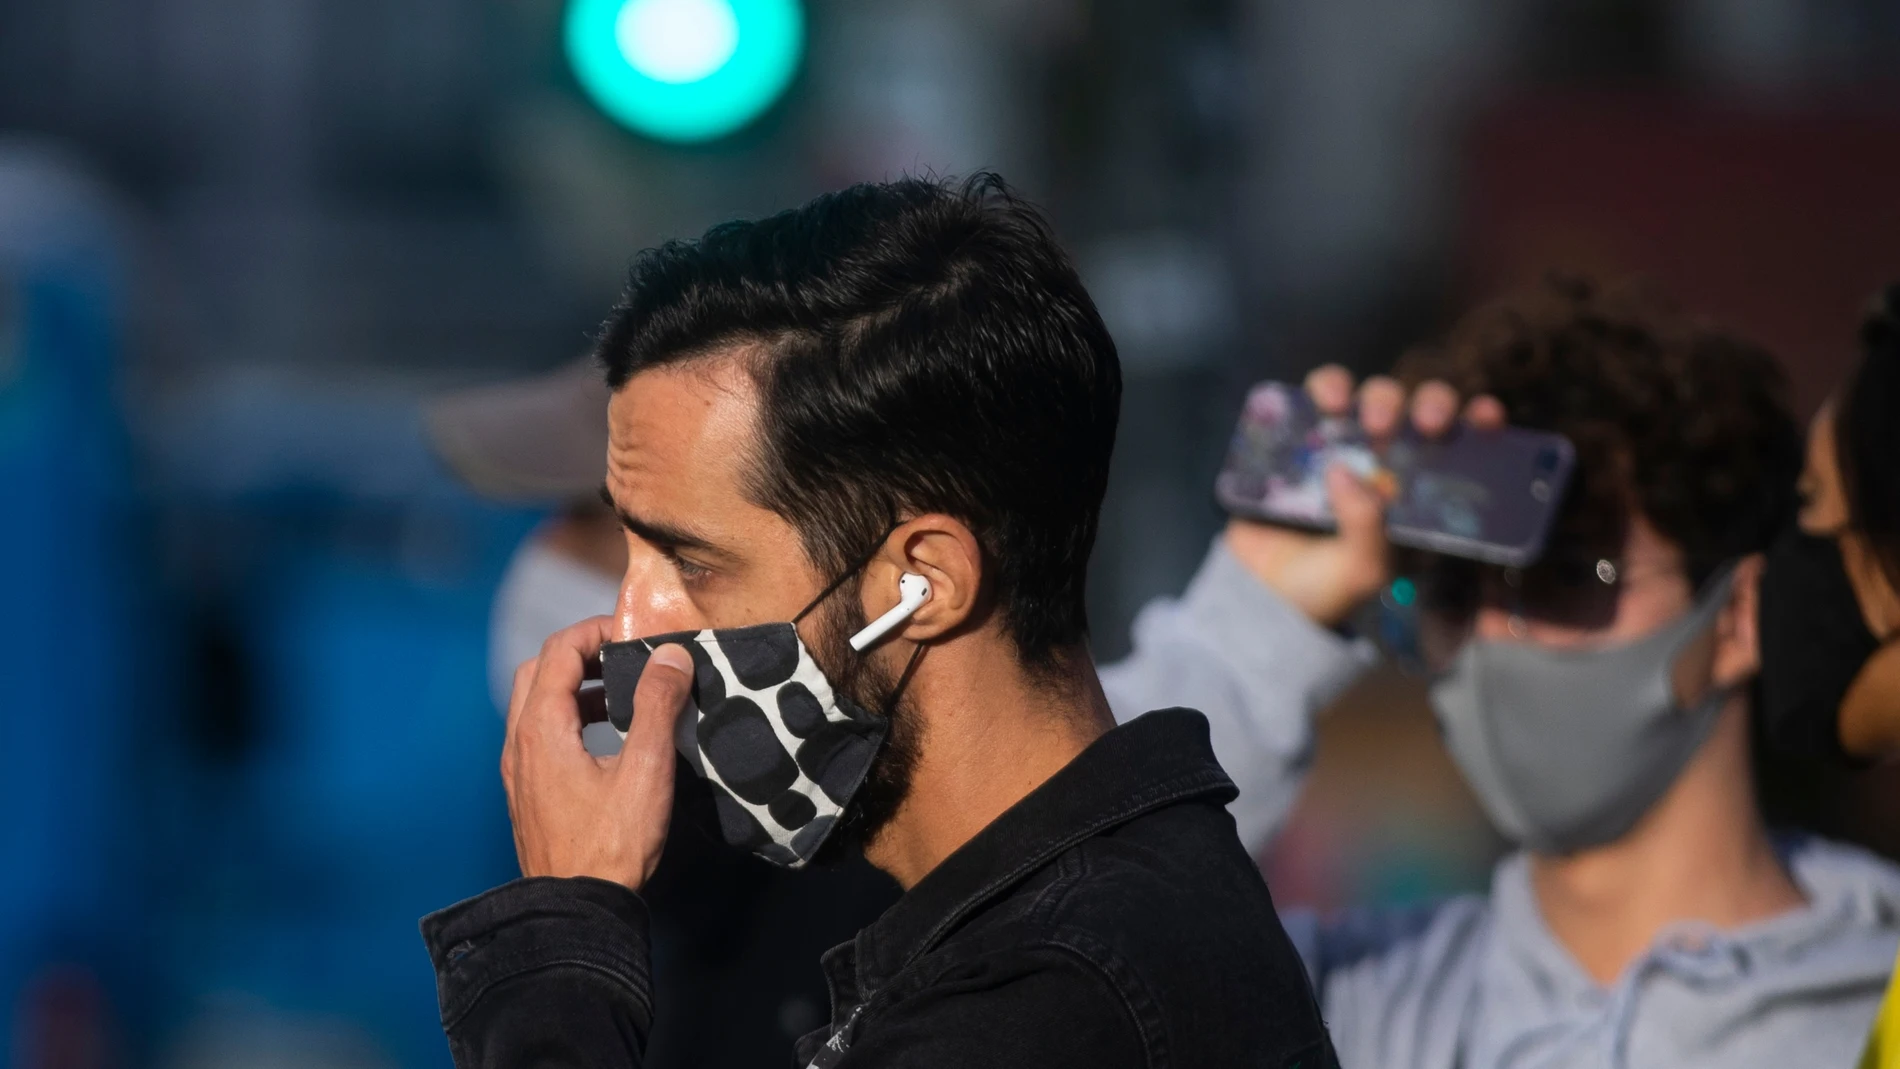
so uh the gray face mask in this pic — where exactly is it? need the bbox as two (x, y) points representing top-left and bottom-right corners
(1429, 566), (1737, 854)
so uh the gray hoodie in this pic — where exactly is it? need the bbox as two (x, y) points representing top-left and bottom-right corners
(1098, 540), (1900, 1069)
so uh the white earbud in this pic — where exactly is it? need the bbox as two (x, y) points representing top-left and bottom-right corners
(848, 573), (932, 651)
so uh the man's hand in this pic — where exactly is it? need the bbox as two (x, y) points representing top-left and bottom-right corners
(1223, 365), (1505, 628)
(502, 616), (695, 891)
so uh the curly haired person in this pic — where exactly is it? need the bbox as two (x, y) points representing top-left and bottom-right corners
(1105, 274), (1900, 1068)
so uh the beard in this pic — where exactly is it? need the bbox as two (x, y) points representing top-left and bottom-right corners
(804, 579), (923, 863)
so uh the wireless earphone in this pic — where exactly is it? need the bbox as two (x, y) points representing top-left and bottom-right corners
(848, 573), (932, 651)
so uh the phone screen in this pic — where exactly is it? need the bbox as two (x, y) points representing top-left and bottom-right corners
(1214, 382), (1575, 567)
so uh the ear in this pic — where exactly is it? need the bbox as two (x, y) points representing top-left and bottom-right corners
(858, 513), (983, 643)
(1711, 553), (1765, 688)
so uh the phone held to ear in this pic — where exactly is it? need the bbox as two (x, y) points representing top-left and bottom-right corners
(1214, 381), (1576, 569)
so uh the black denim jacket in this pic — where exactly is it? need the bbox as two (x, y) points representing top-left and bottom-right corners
(422, 709), (1335, 1068)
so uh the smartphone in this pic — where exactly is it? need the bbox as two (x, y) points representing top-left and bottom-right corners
(1213, 381), (1576, 568)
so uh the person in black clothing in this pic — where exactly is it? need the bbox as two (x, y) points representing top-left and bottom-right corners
(1758, 283), (1900, 763)
(420, 174), (1333, 1068)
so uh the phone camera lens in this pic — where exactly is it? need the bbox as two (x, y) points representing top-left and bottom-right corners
(1535, 448), (1560, 474)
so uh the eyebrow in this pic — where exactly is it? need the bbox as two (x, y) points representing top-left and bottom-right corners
(598, 484), (722, 555)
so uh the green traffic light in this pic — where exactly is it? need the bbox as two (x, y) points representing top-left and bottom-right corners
(565, 0), (803, 144)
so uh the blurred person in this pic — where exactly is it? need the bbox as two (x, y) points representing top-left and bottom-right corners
(1742, 285), (1900, 1067)
(1104, 274), (1900, 1068)
(421, 175), (1335, 1068)
(428, 363), (906, 1067)
(423, 358), (624, 713)
(1758, 284), (1900, 766)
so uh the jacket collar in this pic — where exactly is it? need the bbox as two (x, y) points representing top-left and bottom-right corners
(850, 708), (1237, 991)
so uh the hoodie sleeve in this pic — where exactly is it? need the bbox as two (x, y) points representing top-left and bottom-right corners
(1099, 537), (1375, 855)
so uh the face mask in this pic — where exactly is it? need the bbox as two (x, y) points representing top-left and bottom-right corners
(1757, 531), (1882, 764)
(1429, 566), (1737, 854)
(596, 565), (924, 869)
(489, 538), (624, 714)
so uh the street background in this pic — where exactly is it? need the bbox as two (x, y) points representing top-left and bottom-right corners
(2, 0), (1898, 1064)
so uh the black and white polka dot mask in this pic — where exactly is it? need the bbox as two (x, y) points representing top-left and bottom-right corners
(598, 617), (893, 869)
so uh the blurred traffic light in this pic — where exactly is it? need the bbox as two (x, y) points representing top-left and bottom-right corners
(564, 0), (804, 144)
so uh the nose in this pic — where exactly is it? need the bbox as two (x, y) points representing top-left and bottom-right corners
(613, 552), (701, 641)
(1471, 605), (1524, 642)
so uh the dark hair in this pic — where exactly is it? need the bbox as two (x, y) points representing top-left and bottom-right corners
(1397, 274), (1803, 584)
(595, 173), (1121, 669)
(1838, 285), (1900, 595)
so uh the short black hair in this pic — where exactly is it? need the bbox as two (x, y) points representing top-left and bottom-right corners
(1840, 284), (1900, 595)
(596, 173), (1121, 669)
(1398, 274), (1803, 585)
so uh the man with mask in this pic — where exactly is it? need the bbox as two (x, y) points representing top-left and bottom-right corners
(419, 175), (1335, 1068)
(427, 362), (912, 1066)
(1105, 274), (1900, 1067)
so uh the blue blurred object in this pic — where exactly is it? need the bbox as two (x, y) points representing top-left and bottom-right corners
(139, 376), (539, 1067)
(0, 139), (540, 1068)
(157, 540), (525, 1069)
(0, 143), (148, 1067)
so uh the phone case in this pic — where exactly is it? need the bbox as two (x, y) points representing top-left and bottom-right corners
(1214, 382), (1576, 568)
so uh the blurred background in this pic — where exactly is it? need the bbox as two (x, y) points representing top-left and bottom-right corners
(2, 0), (1898, 1065)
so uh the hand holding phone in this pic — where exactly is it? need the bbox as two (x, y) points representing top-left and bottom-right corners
(1213, 367), (1528, 628)
(1216, 380), (1574, 568)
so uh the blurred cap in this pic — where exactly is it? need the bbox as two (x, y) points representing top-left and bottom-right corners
(424, 358), (611, 503)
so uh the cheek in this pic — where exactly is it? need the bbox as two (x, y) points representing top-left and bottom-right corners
(1799, 436), (1851, 533)
(1799, 484), (1851, 535)
(1668, 626), (1719, 705)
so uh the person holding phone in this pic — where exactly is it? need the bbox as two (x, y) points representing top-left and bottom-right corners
(1102, 274), (1900, 1068)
